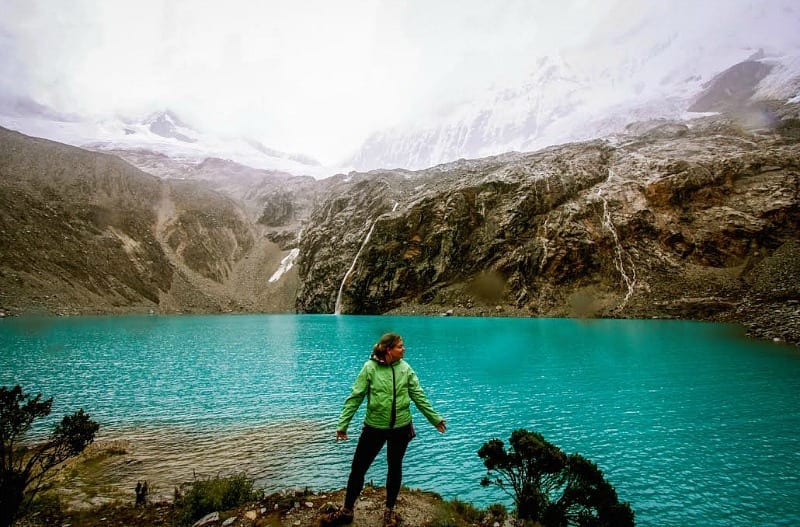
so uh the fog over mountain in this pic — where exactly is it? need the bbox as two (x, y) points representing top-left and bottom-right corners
(1, 0), (799, 174)
(350, 3), (800, 170)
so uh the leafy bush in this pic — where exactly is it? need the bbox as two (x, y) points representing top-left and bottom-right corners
(429, 497), (495, 527)
(174, 473), (261, 525)
(478, 429), (635, 526)
(0, 385), (99, 527)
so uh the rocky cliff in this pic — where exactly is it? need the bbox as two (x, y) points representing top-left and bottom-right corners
(297, 105), (800, 344)
(0, 127), (295, 315)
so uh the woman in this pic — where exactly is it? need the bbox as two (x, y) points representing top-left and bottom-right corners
(321, 333), (446, 527)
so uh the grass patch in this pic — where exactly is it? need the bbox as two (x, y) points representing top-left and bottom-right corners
(428, 498), (507, 527)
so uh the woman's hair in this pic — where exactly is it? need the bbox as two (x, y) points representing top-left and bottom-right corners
(373, 333), (402, 359)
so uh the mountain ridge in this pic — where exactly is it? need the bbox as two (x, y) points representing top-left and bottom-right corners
(0, 106), (328, 177)
(0, 126), (298, 316)
(1, 98), (798, 345)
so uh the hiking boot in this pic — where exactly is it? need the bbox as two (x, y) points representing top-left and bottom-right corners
(383, 507), (400, 527)
(319, 506), (354, 527)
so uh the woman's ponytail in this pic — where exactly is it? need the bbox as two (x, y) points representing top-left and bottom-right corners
(373, 332), (401, 359)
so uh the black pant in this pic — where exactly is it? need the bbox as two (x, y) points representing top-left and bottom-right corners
(344, 423), (414, 509)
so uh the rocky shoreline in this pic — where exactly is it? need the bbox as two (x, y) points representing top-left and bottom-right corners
(10, 438), (491, 527)
(23, 486), (486, 527)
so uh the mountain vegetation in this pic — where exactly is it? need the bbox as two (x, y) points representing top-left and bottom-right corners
(12, 431), (632, 527)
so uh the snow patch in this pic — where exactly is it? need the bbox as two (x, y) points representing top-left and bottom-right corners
(268, 248), (300, 283)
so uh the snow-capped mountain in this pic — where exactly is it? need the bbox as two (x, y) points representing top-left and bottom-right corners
(350, 52), (800, 172)
(349, 0), (800, 172)
(142, 110), (197, 143)
(0, 105), (328, 177)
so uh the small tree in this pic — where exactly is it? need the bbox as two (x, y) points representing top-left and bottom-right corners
(0, 385), (99, 527)
(478, 429), (634, 526)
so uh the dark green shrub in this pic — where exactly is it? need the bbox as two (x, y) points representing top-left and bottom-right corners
(478, 429), (635, 526)
(0, 385), (99, 527)
(174, 473), (261, 525)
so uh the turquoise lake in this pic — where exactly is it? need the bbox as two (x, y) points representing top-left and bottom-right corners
(1, 314), (798, 526)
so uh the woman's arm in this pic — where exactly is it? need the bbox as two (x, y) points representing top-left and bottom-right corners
(336, 362), (371, 434)
(407, 367), (444, 429)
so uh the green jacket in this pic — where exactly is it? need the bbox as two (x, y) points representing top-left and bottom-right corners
(337, 356), (443, 432)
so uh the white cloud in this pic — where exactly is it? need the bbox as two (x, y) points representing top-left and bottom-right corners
(1, 0), (799, 165)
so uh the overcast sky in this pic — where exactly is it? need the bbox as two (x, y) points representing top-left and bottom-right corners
(1, 0), (799, 164)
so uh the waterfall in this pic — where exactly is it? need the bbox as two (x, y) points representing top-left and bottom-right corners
(334, 202), (399, 314)
(334, 221), (378, 315)
(539, 216), (550, 272)
(597, 182), (637, 308)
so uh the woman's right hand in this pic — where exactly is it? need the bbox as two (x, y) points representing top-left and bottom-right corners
(336, 430), (348, 441)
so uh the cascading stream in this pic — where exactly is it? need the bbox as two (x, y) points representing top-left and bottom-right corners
(596, 177), (636, 308)
(334, 221), (376, 314)
(334, 202), (399, 314)
(539, 216), (551, 272)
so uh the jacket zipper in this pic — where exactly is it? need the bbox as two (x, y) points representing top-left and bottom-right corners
(389, 363), (397, 429)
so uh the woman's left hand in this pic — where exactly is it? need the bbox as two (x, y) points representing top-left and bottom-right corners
(436, 420), (447, 434)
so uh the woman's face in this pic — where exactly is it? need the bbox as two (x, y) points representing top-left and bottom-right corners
(386, 338), (405, 364)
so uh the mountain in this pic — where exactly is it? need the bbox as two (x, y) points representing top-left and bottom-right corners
(349, 52), (800, 172)
(0, 126), (301, 315)
(1, 96), (798, 343)
(143, 110), (197, 143)
(93, 149), (325, 233)
(0, 106), (327, 177)
(348, 0), (800, 172)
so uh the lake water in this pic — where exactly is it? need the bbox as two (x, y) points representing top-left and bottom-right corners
(1, 314), (798, 526)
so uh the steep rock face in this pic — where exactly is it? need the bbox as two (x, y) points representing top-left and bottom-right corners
(296, 108), (800, 343)
(344, 143), (613, 314)
(160, 180), (254, 283)
(689, 61), (775, 112)
(295, 174), (405, 313)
